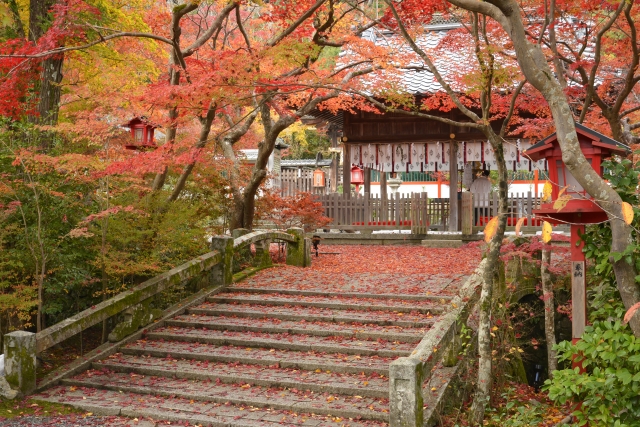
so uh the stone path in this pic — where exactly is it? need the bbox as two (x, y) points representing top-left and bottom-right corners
(34, 245), (480, 426)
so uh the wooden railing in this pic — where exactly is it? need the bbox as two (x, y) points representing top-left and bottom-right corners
(315, 192), (443, 233)
(472, 191), (543, 227)
(3, 229), (311, 396)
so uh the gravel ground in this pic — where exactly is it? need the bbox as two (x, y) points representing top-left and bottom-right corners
(0, 415), (156, 427)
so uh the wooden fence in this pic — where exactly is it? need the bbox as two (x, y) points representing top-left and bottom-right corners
(279, 169), (335, 196)
(315, 192), (444, 232)
(314, 191), (545, 232)
(472, 191), (544, 227)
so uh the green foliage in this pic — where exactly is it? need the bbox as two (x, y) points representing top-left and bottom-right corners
(545, 321), (640, 427)
(281, 123), (331, 160)
(484, 387), (546, 427)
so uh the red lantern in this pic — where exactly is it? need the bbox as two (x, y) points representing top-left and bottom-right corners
(313, 169), (326, 187)
(524, 123), (630, 348)
(123, 117), (158, 150)
(350, 165), (364, 192)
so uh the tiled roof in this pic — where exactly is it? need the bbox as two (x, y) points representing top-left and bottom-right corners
(281, 159), (333, 168)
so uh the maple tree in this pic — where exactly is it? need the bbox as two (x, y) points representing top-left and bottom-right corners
(258, 191), (331, 232)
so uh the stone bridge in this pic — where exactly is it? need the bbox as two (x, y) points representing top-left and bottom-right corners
(6, 229), (488, 427)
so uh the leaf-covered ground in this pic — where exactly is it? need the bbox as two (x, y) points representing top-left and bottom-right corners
(259, 244), (482, 296)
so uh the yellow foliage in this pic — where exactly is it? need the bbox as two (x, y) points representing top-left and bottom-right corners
(622, 202), (634, 225)
(483, 216), (499, 243)
(514, 217), (525, 236)
(542, 181), (553, 202)
(553, 194), (572, 211)
(541, 221), (552, 243)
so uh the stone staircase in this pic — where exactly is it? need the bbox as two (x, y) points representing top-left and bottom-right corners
(36, 284), (453, 426)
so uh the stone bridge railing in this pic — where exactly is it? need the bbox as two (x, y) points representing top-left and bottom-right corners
(389, 259), (486, 427)
(3, 228), (310, 396)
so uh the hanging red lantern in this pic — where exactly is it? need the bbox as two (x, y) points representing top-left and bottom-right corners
(350, 165), (364, 192)
(313, 169), (326, 187)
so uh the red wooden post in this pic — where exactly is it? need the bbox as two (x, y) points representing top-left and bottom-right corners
(437, 173), (442, 199)
(534, 169), (539, 196)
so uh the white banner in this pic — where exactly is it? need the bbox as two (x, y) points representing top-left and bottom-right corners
(350, 144), (361, 166)
(457, 142), (465, 169)
(347, 140), (537, 172)
(378, 144), (393, 172)
(409, 143), (425, 172)
(362, 144), (376, 168)
(394, 144), (410, 172)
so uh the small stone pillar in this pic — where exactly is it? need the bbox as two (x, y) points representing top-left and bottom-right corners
(389, 357), (424, 427)
(286, 227), (311, 267)
(232, 228), (251, 267)
(4, 331), (36, 395)
(254, 238), (272, 268)
(210, 236), (234, 286)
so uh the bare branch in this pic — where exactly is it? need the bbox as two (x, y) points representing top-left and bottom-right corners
(268, 0), (328, 47)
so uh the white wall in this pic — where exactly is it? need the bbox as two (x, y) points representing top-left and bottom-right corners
(356, 182), (542, 198)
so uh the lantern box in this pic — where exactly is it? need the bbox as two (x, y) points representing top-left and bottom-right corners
(350, 165), (364, 192)
(313, 169), (326, 187)
(524, 123), (630, 224)
(123, 117), (158, 150)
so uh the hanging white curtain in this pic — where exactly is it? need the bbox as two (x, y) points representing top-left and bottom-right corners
(346, 139), (537, 172)
(457, 141), (465, 169)
(377, 144), (393, 172)
(350, 144), (361, 166)
(394, 144), (410, 172)
(362, 144), (375, 168)
(409, 143), (425, 172)
(466, 141), (482, 163)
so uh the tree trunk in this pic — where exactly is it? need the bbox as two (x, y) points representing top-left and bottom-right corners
(541, 247), (558, 375)
(28, 0), (63, 148)
(469, 133), (509, 424)
(37, 258), (45, 332)
(166, 105), (216, 202)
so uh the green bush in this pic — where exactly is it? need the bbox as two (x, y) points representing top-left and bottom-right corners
(545, 321), (640, 427)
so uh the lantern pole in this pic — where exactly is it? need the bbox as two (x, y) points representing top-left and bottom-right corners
(570, 222), (587, 373)
(448, 137), (458, 232)
(343, 142), (351, 198)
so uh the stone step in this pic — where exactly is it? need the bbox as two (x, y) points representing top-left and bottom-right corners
(207, 293), (443, 314)
(56, 370), (390, 422)
(237, 273), (459, 296)
(189, 303), (435, 327)
(36, 387), (388, 427)
(227, 287), (452, 302)
(421, 240), (464, 248)
(146, 327), (413, 358)
(121, 340), (393, 375)
(167, 314), (427, 343)
(93, 354), (388, 398)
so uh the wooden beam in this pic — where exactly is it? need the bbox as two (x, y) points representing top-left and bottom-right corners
(363, 167), (371, 195)
(343, 142), (351, 198)
(449, 141), (458, 231)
